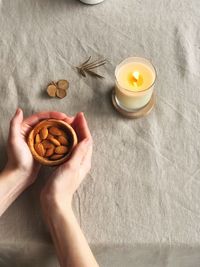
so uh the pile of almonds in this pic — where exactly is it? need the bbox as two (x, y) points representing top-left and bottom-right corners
(47, 80), (69, 99)
(34, 126), (70, 160)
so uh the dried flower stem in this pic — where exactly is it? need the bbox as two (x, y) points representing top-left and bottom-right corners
(76, 57), (107, 79)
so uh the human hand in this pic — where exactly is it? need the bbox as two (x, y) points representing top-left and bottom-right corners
(40, 112), (93, 213)
(0, 109), (76, 217)
(6, 108), (73, 187)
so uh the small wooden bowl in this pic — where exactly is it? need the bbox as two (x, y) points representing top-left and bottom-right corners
(28, 119), (78, 166)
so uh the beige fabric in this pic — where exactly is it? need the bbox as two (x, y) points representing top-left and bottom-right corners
(1, 0), (200, 266)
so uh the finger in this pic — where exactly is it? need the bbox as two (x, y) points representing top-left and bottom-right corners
(72, 112), (92, 141)
(9, 108), (23, 139)
(23, 111), (73, 127)
(66, 138), (92, 167)
(63, 116), (75, 125)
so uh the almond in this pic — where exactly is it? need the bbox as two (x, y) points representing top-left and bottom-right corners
(57, 135), (69, 146)
(35, 134), (41, 143)
(42, 140), (55, 149)
(51, 154), (64, 160)
(55, 145), (68, 154)
(35, 143), (45, 157)
(49, 127), (65, 136)
(45, 148), (54, 157)
(47, 134), (54, 140)
(40, 127), (48, 140)
(49, 137), (61, 146)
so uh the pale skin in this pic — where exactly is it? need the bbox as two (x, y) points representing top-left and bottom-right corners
(0, 108), (99, 267)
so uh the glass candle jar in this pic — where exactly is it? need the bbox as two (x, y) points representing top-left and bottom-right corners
(114, 57), (156, 111)
(79, 0), (104, 4)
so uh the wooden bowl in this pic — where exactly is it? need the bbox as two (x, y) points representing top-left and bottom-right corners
(28, 119), (78, 166)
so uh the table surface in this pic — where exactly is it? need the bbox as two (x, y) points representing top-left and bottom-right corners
(1, 0), (200, 266)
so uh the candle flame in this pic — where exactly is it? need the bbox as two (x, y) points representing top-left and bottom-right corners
(132, 71), (140, 82)
(128, 71), (143, 87)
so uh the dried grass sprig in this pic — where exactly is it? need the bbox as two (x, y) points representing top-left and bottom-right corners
(76, 57), (107, 79)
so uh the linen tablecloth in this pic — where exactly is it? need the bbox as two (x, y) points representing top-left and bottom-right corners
(1, 0), (200, 266)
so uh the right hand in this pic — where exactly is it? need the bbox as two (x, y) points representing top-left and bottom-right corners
(40, 112), (93, 213)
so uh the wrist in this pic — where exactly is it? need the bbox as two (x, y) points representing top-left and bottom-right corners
(4, 161), (35, 187)
(0, 166), (30, 216)
(4, 160), (39, 187)
(1, 165), (28, 190)
(42, 201), (74, 228)
(40, 193), (73, 219)
(6, 160), (25, 177)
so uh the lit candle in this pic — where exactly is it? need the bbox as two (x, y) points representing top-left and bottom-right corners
(115, 57), (156, 111)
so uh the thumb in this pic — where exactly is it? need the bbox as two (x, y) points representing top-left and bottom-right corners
(9, 108), (23, 138)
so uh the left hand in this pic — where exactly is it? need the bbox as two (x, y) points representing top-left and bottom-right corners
(6, 108), (73, 187)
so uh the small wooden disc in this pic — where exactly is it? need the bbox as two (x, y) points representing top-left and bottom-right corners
(47, 84), (57, 97)
(112, 90), (156, 119)
(57, 80), (69, 90)
(56, 88), (67, 99)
